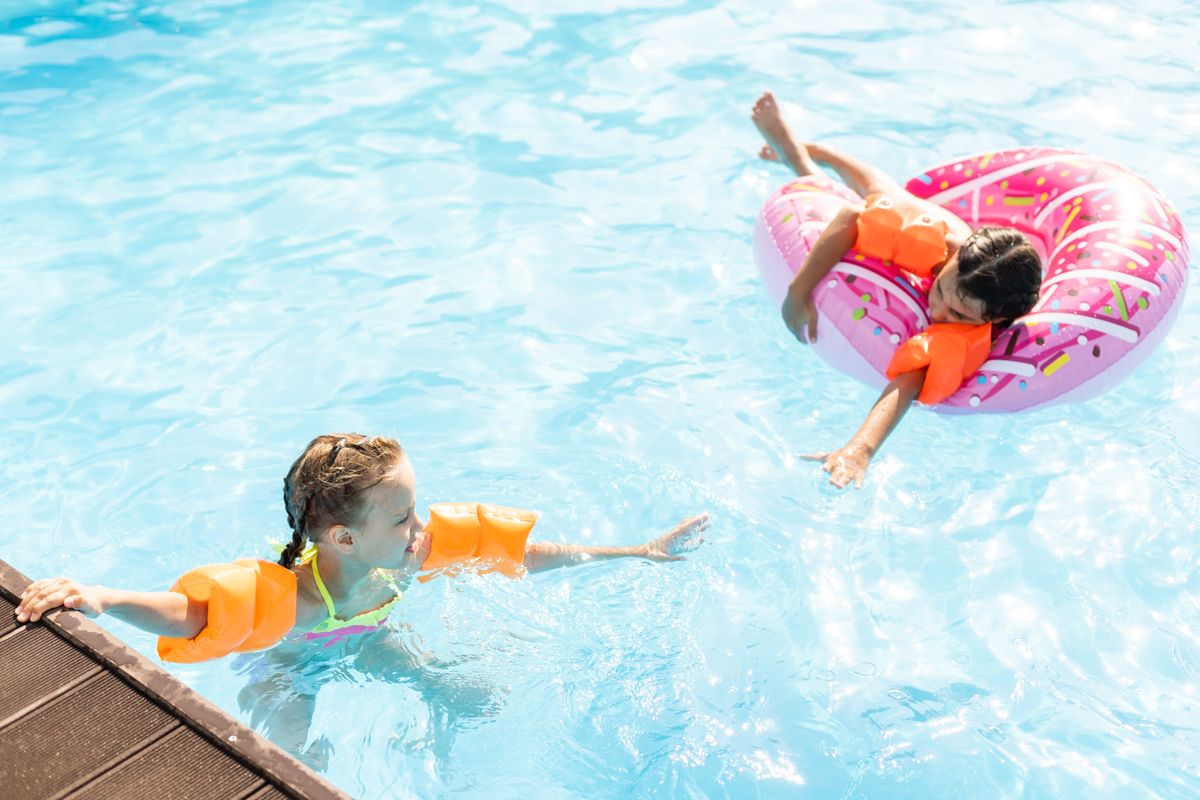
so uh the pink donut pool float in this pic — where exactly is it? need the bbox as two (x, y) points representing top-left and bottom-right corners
(754, 147), (1189, 413)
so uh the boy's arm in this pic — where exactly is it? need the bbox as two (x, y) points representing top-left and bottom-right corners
(782, 204), (860, 343)
(807, 142), (902, 199)
(16, 577), (207, 639)
(522, 513), (708, 574)
(805, 368), (926, 489)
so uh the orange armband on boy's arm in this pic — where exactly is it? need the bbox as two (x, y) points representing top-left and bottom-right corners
(885, 322), (993, 405)
(157, 559), (297, 663)
(420, 502), (539, 581)
(855, 194), (949, 277)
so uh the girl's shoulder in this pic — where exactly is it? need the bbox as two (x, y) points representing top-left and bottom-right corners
(290, 563), (329, 630)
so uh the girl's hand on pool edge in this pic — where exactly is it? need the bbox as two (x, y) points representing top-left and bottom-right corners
(639, 513), (710, 561)
(802, 447), (870, 489)
(16, 577), (107, 623)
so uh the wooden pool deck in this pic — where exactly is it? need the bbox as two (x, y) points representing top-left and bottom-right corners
(0, 559), (350, 800)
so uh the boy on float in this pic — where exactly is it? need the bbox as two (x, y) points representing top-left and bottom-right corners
(751, 91), (1042, 489)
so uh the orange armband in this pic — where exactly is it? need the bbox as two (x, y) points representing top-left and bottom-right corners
(420, 502), (538, 580)
(157, 559), (297, 663)
(855, 194), (949, 277)
(886, 322), (993, 405)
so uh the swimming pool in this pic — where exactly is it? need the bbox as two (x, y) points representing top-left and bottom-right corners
(2, 0), (1198, 796)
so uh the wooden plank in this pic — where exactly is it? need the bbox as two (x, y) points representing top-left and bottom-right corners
(241, 787), (291, 800)
(0, 625), (101, 726)
(0, 671), (178, 800)
(64, 725), (266, 800)
(0, 593), (19, 637)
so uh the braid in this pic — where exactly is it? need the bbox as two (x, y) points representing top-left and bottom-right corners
(279, 477), (311, 567)
(278, 530), (305, 568)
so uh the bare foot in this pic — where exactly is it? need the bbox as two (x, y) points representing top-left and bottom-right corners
(640, 512), (709, 561)
(751, 92), (820, 178)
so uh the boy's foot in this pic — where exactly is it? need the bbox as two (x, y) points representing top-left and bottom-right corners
(751, 92), (821, 178)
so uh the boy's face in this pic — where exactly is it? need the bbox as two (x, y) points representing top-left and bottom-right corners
(930, 255), (987, 325)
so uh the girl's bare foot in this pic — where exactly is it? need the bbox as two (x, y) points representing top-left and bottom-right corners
(751, 92), (821, 178)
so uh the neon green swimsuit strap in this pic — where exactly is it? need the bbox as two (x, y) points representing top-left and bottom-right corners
(307, 549), (403, 634)
(308, 554), (341, 621)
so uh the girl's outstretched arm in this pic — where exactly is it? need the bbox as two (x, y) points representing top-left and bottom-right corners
(804, 368), (926, 489)
(15, 577), (207, 638)
(523, 513), (708, 573)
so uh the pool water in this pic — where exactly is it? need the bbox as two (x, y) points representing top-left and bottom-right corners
(2, 1), (1199, 797)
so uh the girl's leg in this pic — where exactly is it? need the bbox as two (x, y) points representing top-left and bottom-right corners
(234, 649), (331, 770)
(238, 673), (328, 768)
(751, 92), (824, 178)
(356, 629), (503, 779)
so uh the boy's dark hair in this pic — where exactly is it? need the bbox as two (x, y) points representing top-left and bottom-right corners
(955, 226), (1042, 322)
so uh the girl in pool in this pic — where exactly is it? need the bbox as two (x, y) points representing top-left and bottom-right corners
(15, 433), (707, 767)
(15, 432), (707, 635)
(751, 91), (1042, 489)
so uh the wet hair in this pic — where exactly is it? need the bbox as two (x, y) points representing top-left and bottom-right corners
(954, 226), (1042, 322)
(278, 433), (405, 568)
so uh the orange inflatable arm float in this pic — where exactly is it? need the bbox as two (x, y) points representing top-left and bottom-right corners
(420, 502), (538, 580)
(886, 322), (993, 405)
(855, 194), (949, 277)
(157, 559), (297, 663)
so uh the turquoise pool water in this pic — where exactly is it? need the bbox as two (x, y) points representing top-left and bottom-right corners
(2, 0), (1198, 797)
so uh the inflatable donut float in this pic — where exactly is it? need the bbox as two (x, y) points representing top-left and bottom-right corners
(754, 147), (1188, 412)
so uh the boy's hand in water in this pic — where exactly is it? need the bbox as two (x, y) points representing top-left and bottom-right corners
(803, 446), (870, 489)
(781, 285), (818, 343)
(16, 578), (107, 622)
(639, 513), (709, 561)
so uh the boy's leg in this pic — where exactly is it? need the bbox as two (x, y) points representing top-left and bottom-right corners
(752, 91), (902, 198)
(806, 141), (903, 199)
(752, 92), (824, 178)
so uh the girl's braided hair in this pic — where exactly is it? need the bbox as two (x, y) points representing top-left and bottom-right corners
(278, 433), (405, 568)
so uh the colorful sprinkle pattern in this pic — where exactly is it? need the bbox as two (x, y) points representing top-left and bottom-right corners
(753, 148), (1189, 413)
